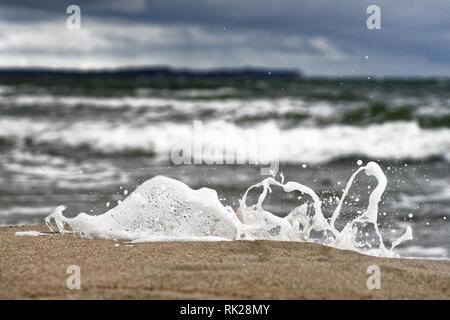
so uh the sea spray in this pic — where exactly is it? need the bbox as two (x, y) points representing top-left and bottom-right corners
(45, 176), (243, 241)
(238, 161), (412, 256)
(44, 161), (412, 257)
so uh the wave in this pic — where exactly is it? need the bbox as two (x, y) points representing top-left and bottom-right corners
(1, 94), (449, 128)
(397, 246), (448, 259)
(0, 206), (58, 217)
(135, 87), (239, 98)
(0, 118), (449, 162)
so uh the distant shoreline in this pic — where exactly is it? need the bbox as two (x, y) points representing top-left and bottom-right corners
(0, 66), (302, 79)
(1, 225), (449, 299)
(2, 68), (449, 80)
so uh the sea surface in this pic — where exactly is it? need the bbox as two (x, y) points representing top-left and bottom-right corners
(0, 75), (448, 259)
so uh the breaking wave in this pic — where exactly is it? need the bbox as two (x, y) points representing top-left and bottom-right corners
(1, 94), (449, 128)
(0, 118), (449, 162)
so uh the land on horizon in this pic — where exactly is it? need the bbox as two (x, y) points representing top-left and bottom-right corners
(0, 66), (303, 78)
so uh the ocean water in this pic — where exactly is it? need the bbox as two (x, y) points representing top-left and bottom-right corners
(0, 75), (448, 259)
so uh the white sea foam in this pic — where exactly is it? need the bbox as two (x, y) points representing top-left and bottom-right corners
(135, 87), (238, 98)
(45, 177), (243, 241)
(5, 93), (448, 123)
(15, 231), (52, 237)
(130, 236), (231, 243)
(0, 206), (58, 217)
(0, 118), (449, 161)
(44, 161), (413, 257)
(398, 245), (448, 259)
(3, 94), (328, 112)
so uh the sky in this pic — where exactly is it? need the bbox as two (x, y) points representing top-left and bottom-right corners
(0, 0), (449, 76)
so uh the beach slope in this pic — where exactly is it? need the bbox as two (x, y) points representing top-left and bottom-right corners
(1, 225), (449, 299)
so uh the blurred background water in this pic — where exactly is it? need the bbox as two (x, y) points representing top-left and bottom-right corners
(0, 74), (448, 258)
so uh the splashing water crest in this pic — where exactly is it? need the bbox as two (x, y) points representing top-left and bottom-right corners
(43, 161), (412, 257)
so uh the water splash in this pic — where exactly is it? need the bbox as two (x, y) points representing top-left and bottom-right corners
(44, 161), (412, 257)
(238, 161), (412, 256)
(46, 176), (243, 241)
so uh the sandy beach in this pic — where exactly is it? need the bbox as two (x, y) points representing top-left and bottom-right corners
(1, 225), (449, 299)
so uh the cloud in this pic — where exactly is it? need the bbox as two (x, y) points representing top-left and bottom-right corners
(309, 37), (345, 60)
(0, 0), (449, 76)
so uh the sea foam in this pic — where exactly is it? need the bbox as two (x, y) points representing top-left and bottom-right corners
(44, 161), (412, 257)
(1, 118), (448, 161)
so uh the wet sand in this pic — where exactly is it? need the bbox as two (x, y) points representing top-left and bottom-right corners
(1, 225), (449, 299)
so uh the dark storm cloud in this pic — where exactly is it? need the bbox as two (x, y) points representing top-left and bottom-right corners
(0, 0), (449, 76)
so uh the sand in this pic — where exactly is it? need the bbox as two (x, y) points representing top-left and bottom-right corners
(0, 225), (449, 299)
